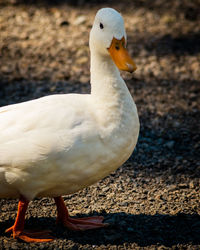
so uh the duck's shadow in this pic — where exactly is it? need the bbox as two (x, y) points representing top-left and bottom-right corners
(1, 212), (200, 246)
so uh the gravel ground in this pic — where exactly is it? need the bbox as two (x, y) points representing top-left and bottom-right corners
(0, 0), (200, 249)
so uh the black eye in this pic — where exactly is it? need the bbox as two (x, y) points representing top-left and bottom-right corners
(100, 23), (104, 29)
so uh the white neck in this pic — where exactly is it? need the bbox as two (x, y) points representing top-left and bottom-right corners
(89, 49), (136, 130)
(90, 50), (128, 99)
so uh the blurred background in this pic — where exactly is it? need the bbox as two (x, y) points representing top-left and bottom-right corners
(0, 0), (200, 249)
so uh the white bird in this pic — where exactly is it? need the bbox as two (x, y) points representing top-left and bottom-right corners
(0, 8), (139, 242)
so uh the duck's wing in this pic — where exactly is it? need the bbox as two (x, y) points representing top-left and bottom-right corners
(0, 94), (105, 199)
(0, 94), (92, 168)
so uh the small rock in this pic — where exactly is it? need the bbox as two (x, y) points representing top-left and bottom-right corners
(189, 181), (195, 189)
(121, 202), (128, 206)
(164, 141), (175, 149)
(1, 65), (13, 74)
(178, 183), (189, 189)
(157, 138), (164, 145)
(168, 184), (177, 192)
(102, 187), (109, 192)
(127, 227), (135, 232)
(73, 15), (86, 25)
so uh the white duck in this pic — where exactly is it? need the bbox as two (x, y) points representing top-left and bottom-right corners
(0, 8), (139, 242)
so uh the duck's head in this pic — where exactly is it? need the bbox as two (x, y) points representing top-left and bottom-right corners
(90, 8), (137, 73)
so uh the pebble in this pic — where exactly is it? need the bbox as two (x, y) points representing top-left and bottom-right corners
(73, 15), (87, 26)
(164, 141), (175, 149)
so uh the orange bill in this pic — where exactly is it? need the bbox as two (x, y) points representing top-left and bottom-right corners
(107, 37), (137, 73)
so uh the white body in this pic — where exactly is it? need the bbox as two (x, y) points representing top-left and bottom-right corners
(0, 8), (139, 201)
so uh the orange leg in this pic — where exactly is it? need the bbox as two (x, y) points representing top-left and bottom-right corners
(5, 195), (54, 243)
(54, 196), (108, 231)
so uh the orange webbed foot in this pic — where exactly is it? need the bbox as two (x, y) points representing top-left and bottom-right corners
(5, 195), (55, 243)
(59, 215), (109, 231)
(5, 226), (54, 243)
(54, 196), (109, 231)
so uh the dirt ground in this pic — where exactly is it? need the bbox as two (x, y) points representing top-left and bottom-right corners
(0, 0), (200, 249)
